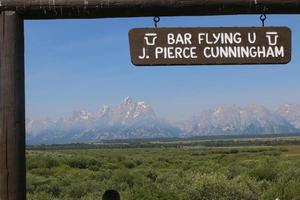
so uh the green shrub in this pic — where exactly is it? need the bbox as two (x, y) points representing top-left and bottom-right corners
(262, 178), (300, 200)
(112, 170), (135, 189)
(186, 173), (261, 200)
(66, 183), (89, 199)
(249, 159), (279, 181)
(123, 160), (136, 169)
(66, 158), (87, 169)
(28, 191), (57, 200)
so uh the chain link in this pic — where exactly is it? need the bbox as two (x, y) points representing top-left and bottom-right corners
(260, 14), (267, 27)
(153, 16), (160, 28)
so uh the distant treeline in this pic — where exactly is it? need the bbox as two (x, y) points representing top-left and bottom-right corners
(26, 134), (300, 150)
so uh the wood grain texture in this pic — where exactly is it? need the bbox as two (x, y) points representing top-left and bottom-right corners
(0, 0), (300, 19)
(0, 11), (26, 200)
(129, 27), (292, 66)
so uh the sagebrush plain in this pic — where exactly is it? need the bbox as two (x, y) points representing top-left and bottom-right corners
(27, 137), (300, 200)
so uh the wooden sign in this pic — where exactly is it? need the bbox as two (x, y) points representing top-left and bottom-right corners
(129, 27), (291, 66)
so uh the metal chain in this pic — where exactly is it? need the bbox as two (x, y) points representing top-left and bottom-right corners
(153, 16), (160, 28)
(260, 14), (267, 27)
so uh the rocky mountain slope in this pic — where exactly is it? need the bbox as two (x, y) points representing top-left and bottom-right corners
(26, 98), (300, 144)
(27, 97), (179, 144)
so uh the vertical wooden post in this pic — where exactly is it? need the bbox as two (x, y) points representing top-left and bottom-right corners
(0, 11), (26, 200)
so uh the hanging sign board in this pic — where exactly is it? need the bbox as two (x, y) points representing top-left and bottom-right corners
(128, 27), (291, 66)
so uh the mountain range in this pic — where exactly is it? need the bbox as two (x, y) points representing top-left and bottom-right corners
(26, 97), (300, 144)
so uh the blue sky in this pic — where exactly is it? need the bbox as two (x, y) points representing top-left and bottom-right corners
(25, 15), (300, 121)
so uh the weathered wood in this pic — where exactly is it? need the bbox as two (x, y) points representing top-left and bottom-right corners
(0, 11), (26, 200)
(0, 0), (300, 19)
(129, 27), (292, 66)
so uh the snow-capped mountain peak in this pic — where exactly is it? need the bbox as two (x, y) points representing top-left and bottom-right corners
(26, 100), (300, 144)
(71, 110), (93, 121)
(26, 97), (169, 144)
(137, 101), (148, 108)
(101, 105), (110, 112)
(182, 104), (297, 136)
(277, 104), (300, 128)
(123, 96), (133, 104)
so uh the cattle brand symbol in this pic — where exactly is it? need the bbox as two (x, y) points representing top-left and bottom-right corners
(128, 27), (292, 66)
(266, 32), (279, 45)
(144, 33), (158, 45)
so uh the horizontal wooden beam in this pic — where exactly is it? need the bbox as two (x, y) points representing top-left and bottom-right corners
(0, 0), (300, 19)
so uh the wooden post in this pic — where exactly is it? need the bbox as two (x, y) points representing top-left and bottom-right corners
(0, 11), (26, 200)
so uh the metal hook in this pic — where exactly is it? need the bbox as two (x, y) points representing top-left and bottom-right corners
(260, 14), (267, 27)
(153, 16), (160, 28)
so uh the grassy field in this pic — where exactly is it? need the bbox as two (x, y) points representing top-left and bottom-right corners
(26, 143), (300, 200)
